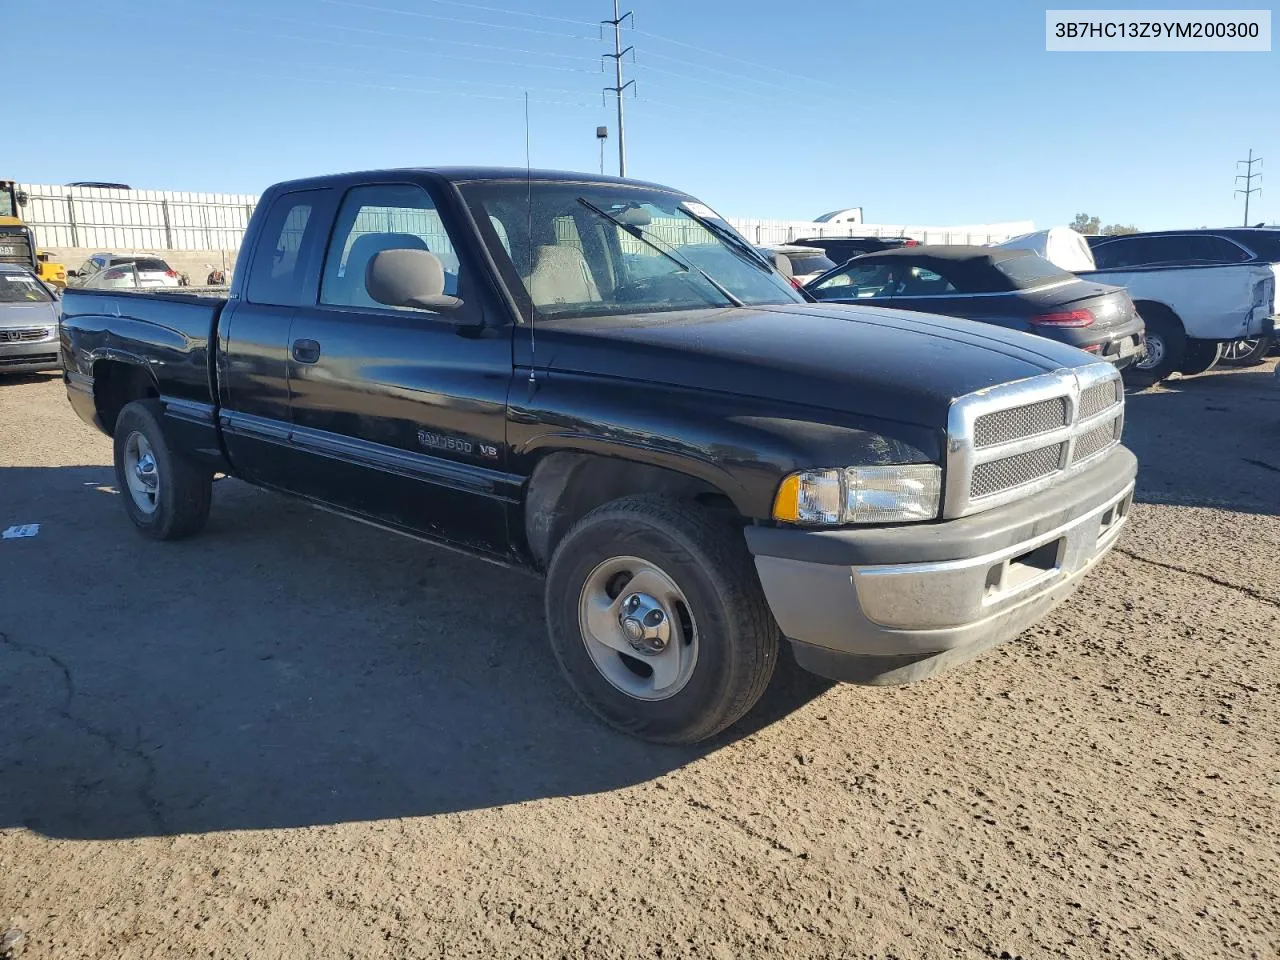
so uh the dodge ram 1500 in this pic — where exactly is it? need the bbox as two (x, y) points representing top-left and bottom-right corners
(61, 167), (1137, 743)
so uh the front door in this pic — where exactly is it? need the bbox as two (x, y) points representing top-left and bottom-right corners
(285, 181), (516, 556)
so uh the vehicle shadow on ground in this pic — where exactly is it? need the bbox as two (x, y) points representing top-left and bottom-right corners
(1123, 365), (1280, 517)
(0, 466), (832, 841)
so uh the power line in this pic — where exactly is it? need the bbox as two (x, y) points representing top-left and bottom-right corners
(633, 27), (828, 85)
(192, 64), (592, 107)
(631, 62), (787, 105)
(210, 22), (597, 76)
(413, 0), (599, 27)
(639, 48), (813, 97)
(1235, 149), (1263, 227)
(249, 11), (600, 64)
(321, 0), (601, 40)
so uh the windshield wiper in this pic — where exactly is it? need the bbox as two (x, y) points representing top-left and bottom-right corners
(679, 208), (774, 275)
(576, 198), (744, 308)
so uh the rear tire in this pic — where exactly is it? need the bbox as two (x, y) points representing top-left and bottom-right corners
(1220, 335), (1273, 367)
(545, 495), (778, 744)
(1124, 305), (1185, 389)
(113, 400), (213, 540)
(1178, 339), (1223, 376)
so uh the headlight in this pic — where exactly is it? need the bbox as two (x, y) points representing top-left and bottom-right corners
(772, 464), (942, 525)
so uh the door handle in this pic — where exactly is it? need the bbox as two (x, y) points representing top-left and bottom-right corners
(292, 339), (321, 364)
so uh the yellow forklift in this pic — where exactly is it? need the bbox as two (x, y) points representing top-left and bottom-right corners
(1, 179), (68, 288)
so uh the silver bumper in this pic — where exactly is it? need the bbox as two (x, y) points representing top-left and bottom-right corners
(754, 481), (1134, 685)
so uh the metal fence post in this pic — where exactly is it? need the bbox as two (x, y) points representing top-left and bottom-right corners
(66, 195), (79, 248)
(161, 199), (174, 250)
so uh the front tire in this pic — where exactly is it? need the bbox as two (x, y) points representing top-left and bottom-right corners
(545, 496), (778, 744)
(113, 400), (212, 540)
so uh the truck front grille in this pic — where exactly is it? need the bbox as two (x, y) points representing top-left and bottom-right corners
(945, 364), (1125, 518)
(970, 444), (1066, 499)
(1079, 379), (1122, 420)
(974, 397), (1068, 448)
(1071, 417), (1122, 464)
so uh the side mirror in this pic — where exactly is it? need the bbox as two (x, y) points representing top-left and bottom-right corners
(67, 270), (79, 278)
(367, 249), (464, 314)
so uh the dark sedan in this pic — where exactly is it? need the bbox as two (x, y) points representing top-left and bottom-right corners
(805, 245), (1145, 368)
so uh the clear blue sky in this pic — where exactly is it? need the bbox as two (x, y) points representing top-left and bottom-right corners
(7, 0), (1277, 229)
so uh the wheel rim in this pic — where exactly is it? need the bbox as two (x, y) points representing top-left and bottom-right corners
(1222, 338), (1260, 362)
(577, 555), (699, 701)
(123, 431), (159, 514)
(1136, 332), (1164, 370)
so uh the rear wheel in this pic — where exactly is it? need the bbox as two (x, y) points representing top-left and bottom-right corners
(1220, 335), (1273, 367)
(113, 400), (213, 540)
(1178, 339), (1223, 376)
(1124, 305), (1185, 389)
(545, 496), (778, 744)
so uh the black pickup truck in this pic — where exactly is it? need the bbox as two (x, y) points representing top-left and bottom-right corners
(61, 167), (1137, 743)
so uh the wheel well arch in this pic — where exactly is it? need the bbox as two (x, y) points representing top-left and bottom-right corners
(523, 451), (744, 570)
(1132, 299), (1183, 332)
(92, 359), (160, 436)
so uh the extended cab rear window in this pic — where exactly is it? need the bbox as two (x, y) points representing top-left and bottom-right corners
(993, 255), (1073, 289)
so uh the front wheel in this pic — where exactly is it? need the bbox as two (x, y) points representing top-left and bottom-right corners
(113, 400), (213, 540)
(545, 496), (778, 744)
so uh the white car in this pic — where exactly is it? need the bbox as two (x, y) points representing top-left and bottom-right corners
(72, 253), (181, 290)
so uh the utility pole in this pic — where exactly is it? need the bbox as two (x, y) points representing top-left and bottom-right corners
(602, 0), (634, 177)
(1235, 149), (1263, 226)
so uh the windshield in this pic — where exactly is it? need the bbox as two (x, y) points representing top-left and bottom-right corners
(459, 181), (803, 320)
(0, 272), (52, 303)
(0, 188), (15, 219)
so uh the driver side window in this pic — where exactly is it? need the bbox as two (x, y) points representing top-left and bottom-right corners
(810, 263), (895, 299)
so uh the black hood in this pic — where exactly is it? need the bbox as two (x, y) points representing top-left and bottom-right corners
(535, 302), (1096, 427)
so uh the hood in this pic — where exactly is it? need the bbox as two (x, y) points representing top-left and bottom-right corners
(536, 302), (1097, 427)
(0, 300), (59, 329)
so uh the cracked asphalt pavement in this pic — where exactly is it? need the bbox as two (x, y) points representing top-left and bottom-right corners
(1, 361), (1278, 959)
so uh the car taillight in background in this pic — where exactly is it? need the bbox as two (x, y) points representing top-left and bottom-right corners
(903, 239), (919, 246)
(789, 276), (804, 290)
(166, 269), (178, 279)
(1030, 309), (1095, 328)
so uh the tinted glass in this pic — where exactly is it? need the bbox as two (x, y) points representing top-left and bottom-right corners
(320, 183), (461, 309)
(1233, 232), (1280, 261)
(993, 254), (1073, 288)
(0, 272), (51, 303)
(1182, 235), (1250, 264)
(247, 192), (322, 306)
(788, 253), (837, 274)
(132, 258), (173, 272)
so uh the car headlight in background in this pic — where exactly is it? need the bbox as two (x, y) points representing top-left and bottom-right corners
(772, 464), (942, 525)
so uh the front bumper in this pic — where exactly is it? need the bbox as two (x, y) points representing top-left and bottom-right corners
(0, 335), (60, 373)
(747, 447), (1137, 685)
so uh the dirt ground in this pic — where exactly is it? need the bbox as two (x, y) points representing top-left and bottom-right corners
(1, 362), (1278, 960)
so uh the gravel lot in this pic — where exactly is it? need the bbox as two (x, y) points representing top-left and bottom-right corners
(1, 362), (1278, 959)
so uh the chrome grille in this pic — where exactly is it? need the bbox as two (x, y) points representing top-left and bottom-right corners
(974, 397), (1068, 448)
(945, 364), (1127, 518)
(971, 444), (1065, 499)
(1072, 417), (1121, 464)
(1079, 379), (1122, 420)
(0, 327), (53, 343)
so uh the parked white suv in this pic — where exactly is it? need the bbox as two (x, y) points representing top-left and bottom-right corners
(72, 253), (181, 290)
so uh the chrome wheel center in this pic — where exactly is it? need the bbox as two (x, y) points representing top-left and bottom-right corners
(618, 592), (670, 655)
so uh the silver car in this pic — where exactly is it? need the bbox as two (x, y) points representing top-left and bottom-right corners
(0, 264), (60, 374)
(72, 253), (180, 289)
